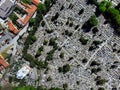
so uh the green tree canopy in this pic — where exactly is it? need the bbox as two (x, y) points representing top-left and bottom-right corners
(29, 18), (36, 26)
(98, 5), (106, 13)
(37, 3), (46, 14)
(88, 15), (98, 27)
(114, 15), (120, 27)
(107, 8), (119, 18)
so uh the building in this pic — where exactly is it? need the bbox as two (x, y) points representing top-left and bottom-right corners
(16, 65), (31, 79)
(7, 21), (19, 34)
(0, 0), (16, 20)
(32, 0), (41, 6)
(0, 54), (9, 71)
(16, 2), (37, 27)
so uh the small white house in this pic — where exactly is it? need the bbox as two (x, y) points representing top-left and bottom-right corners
(16, 65), (31, 79)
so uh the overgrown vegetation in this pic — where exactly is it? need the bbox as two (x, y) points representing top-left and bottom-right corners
(9, 13), (18, 25)
(22, 0), (55, 69)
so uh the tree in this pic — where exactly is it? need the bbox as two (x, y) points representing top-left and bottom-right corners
(49, 38), (56, 46)
(114, 15), (120, 27)
(58, 64), (70, 74)
(98, 5), (106, 13)
(106, 1), (112, 8)
(79, 37), (88, 45)
(43, 40), (48, 45)
(90, 61), (100, 66)
(60, 5), (64, 11)
(106, 8), (119, 18)
(31, 35), (37, 43)
(89, 45), (96, 51)
(82, 15), (98, 30)
(45, 0), (51, 9)
(23, 53), (34, 62)
(86, 0), (98, 5)
(29, 18), (35, 26)
(35, 50), (42, 57)
(92, 40), (102, 46)
(37, 3), (46, 14)
(91, 68), (98, 74)
(45, 29), (54, 33)
(92, 27), (99, 34)
(96, 79), (107, 85)
(88, 15), (98, 27)
(59, 52), (64, 58)
(63, 64), (70, 74)
(78, 8), (84, 15)
(58, 67), (63, 73)
(51, 12), (59, 21)
(36, 50), (41, 55)
(45, 49), (55, 61)
(82, 58), (88, 63)
(41, 21), (45, 27)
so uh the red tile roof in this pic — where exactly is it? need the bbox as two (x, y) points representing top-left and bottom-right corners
(32, 0), (40, 6)
(0, 56), (9, 71)
(17, 4), (37, 27)
(7, 21), (19, 34)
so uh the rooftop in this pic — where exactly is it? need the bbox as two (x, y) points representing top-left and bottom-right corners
(32, 0), (40, 6)
(16, 65), (31, 79)
(7, 21), (19, 34)
(17, 3), (37, 27)
(0, 0), (16, 20)
(0, 54), (9, 71)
